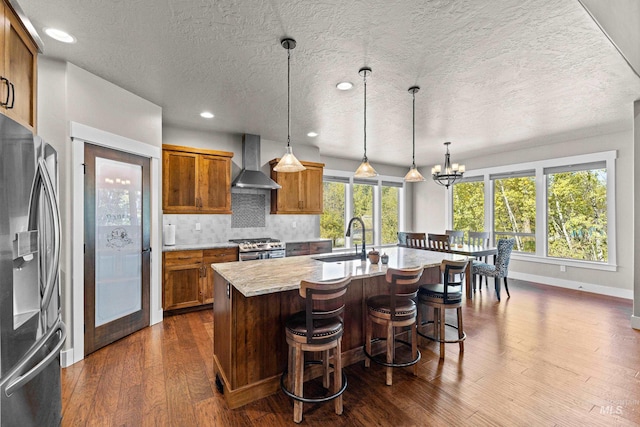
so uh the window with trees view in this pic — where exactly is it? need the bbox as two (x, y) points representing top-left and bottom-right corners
(452, 180), (484, 239)
(451, 152), (614, 266)
(353, 182), (374, 245)
(494, 174), (536, 253)
(381, 184), (400, 244)
(320, 181), (346, 248)
(320, 174), (403, 249)
(546, 163), (607, 262)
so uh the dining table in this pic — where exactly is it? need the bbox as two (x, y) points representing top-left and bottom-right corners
(426, 244), (498, 298)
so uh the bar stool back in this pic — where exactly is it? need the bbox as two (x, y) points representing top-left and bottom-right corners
(364, 266), (423, 385)
(281, 275), (352, 423)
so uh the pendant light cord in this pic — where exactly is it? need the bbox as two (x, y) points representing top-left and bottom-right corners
(363, 72), (367, 161)
(412, 90), (416, 168)
(287, 47), (291, 148)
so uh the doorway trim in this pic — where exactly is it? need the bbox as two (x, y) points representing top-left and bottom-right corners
(69, 122), (162, 366)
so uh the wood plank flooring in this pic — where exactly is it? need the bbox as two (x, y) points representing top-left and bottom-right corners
(62, 280), (640, 426)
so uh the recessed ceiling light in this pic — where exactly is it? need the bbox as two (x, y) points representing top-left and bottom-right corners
(200, 111), (214, 119)
(307, 132), (318, 137)
(43, 28), (76, 43)
(336, 82), (353, 91)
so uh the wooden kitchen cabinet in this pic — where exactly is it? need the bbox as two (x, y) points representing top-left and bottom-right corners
(162, 144), (233, 214)
(269, 159), (324, 214)
(163, 247), (238, 311)
(285, 240), (332, 257)
(0, 0), (39, 132)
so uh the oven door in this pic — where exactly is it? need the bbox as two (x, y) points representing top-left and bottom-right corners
(268, 250), (286, 259)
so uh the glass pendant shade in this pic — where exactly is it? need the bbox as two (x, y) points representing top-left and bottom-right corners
(354, 157), (378, 178)
(273, 146), (305, 172)
(404, 165), (425, 182)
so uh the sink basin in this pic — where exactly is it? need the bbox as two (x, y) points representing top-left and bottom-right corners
(312, 253), (363, 263)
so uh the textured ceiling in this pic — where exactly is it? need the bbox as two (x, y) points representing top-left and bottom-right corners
(20, 0), (640, 167)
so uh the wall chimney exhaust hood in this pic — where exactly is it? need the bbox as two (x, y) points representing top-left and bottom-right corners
(232, 134), (282, 190)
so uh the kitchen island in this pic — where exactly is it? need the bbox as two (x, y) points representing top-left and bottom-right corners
(211, 247), (467, 408)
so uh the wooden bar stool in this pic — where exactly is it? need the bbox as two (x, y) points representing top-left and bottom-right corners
(364, 266), (423, 385)
(280, 275), (351, 423)
(417, 259), (468, 359)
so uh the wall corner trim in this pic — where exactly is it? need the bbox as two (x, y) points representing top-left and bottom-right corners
(631, 315), (640, 330)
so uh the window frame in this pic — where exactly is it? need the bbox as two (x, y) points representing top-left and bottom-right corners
(448, 150), (616, 271)
(323, 169), (405, 249)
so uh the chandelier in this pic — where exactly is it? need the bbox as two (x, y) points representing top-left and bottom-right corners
(432, 142), (465, 188)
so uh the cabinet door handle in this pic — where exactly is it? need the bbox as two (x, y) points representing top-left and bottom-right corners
(202, 265), (207, 277)
(7, 81), (14, 109)
(0, 77), (9, 107)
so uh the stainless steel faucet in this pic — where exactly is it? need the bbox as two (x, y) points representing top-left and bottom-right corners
(346, 217), (366, 260)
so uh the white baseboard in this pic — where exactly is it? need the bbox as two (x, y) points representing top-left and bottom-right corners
(509, 271), (633, 300)
(60, 348), (75, 368)
(631, 315), (640, 330)
(151, 309), (164, 326)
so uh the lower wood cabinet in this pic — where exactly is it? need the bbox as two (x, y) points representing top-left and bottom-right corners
(163, 247), (238, 311)
(285, 240), (332, 257)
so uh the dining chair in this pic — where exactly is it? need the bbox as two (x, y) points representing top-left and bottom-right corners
(427, 233), (450, 252)
(403, 232), (426, 249)
(468, 231), (491, 290)
(472, 238), (515, 301)
(445, 230), (464, 246)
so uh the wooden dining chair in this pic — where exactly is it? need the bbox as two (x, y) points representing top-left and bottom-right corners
(468, 231), (490, 290)
(427, 233), (450, 252)
(403, 232), (426, 249)
(445, 230), (464, 246)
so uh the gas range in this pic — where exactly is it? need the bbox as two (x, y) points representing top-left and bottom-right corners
(229, 238), (286, 261)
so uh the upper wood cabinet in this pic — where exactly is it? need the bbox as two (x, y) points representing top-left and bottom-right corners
(269, 159), (324, 214)
(162, 144), (233, 214)
(0, 0), (38, 131)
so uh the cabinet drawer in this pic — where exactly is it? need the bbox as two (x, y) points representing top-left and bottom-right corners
(286, 242), (309, 257)
(309, 241), (332, 254)
(204, 247), (239, 263)
(164, 250), (203, 266)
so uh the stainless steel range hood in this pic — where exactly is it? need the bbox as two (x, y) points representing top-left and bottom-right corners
(231, 134), (282, 190)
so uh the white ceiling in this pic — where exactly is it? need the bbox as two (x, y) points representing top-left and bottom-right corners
(20, 0), (640, 168)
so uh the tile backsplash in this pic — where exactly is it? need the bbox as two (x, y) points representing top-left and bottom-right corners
(163, 189), (320, 245)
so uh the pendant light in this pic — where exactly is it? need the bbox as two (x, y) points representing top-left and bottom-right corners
(404, 86), (426, 182)
(354, 67), (378, 178)
(273, 38), (306, 173)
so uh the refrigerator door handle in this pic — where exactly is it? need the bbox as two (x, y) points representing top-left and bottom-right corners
(27, 158), (61, 312)
(3, 318), (66, 397)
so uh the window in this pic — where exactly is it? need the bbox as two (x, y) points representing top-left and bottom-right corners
(546, 162), (607, 262)
(381, 182), (401, 245)
(450, 151), (615, 268)
(493, 172), (536, 253)
(322, 172), (404, 249)
(320, 180), (347, 248)
(452, 179), (484, 239)
(353, 181), (374, 245)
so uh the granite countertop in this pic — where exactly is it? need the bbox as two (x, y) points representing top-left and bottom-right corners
(163, 243), (239, 252)
(212, 247), (467, 297)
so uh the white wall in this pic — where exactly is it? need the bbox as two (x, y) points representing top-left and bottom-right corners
(413, 128), (634, 297)
(37, 57), (163, 359)
(633, 100), (640, 329)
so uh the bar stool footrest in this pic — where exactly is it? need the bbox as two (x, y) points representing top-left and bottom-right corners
(363, 338), (421, 368)
(280, 360), (348, 404)
(417, 321), (466, 344)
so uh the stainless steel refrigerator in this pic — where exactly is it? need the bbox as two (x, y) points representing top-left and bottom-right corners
(0, 114), (66, 426)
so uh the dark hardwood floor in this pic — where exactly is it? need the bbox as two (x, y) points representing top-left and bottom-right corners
(61, 280), (640, 426)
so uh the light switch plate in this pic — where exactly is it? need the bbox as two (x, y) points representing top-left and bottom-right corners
(195, 222), (201, 231)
